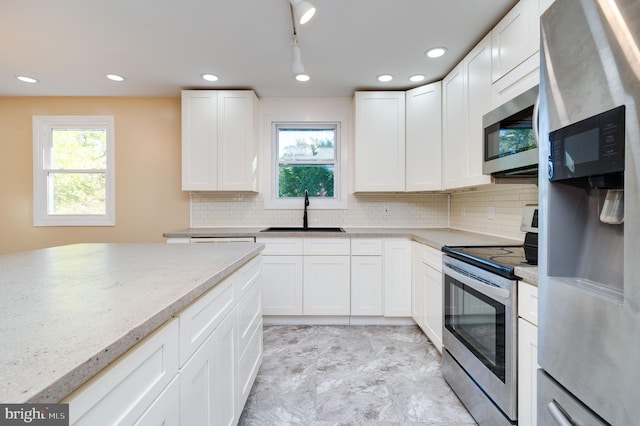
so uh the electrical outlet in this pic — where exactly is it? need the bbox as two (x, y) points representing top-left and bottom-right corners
(487, 206), (496, 220)
(383, 205), (390, 216)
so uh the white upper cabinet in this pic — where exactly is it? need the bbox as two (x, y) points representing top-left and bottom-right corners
(354, 92), (406, 192)
(406, 82), (442, 191)
(442, 34), (493, 190)
(181, 90), (258, 191)
(490, 0), (541, 113)
(490, 0), (540, 84)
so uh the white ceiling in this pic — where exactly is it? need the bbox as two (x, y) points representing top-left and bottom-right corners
(0, 0), (518, 98)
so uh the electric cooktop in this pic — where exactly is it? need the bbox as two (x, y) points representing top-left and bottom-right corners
(441, 245), (535, 280)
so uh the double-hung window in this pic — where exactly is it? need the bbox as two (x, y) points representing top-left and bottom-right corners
(33, 116), (115, 226)
(270, 123), (344, 209)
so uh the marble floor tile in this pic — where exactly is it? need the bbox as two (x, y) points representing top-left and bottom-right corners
(239, 325), (476, 426)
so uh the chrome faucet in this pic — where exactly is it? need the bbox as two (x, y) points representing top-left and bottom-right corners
(303, 190), (309, 229)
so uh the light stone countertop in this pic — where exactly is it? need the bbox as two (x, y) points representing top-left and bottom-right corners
(164, 227), (522, 251)
(0, 242), (264, 403)
(515, 265), (539, 285)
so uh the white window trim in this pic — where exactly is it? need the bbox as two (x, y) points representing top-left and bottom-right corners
(33, 115), (115, 226)
(265, 118), (348, 210)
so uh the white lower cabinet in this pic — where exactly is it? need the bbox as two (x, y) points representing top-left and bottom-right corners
(65, 255), (262, 426)
(383, 239), (412, 317)
(411, 242), (443, 353)
(518, 281), (539, 426)
(351, 256), (383, 316)
(303, 256), (351, 315)
(351, 238), (383, 316)
(180, 307), (238, 426)
(261, 255), (303, 315)
(258, 238), (350, 317)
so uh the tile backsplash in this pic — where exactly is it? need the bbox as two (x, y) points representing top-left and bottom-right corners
(190, 184), (538, 240)
(449, 184), (538, 241)
(191, 192), (449, 228)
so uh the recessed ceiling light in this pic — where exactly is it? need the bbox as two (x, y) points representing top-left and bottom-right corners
(201, 73), (219, 82)
(409, 74), (426, 82)
(377, 74), (393, 82)
(16, 75), (38, 83)
(106, 74), (125, 82)
(426, 47), (447, 58)
(295, 74), (311, 82)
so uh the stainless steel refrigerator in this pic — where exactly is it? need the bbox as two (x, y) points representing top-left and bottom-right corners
(538, 0), (640, 424)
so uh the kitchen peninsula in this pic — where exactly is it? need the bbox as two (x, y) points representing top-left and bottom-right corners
(0, 242), (263, 420)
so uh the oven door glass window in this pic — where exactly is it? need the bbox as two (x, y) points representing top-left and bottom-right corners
(444, 274), (506, 382)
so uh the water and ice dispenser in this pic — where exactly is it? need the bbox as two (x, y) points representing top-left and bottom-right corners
(546, 105), (625, 298)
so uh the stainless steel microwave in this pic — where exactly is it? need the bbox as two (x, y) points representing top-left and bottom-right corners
(482, 86), (539, 177)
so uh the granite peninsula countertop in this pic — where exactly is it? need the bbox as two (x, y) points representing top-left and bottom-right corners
(0, 242), (263, 403)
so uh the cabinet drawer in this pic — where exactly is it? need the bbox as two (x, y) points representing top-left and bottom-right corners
(235, 255), (261, 299)
(66, 320), (179, 426)
(351, 238), (383, 256)
(518, 281), (538, 326)
(256, 238), (303, 255)
(238, 278), (262, 358)
(416, 243), (442, 271)
(303, 238), (350, 255)
(179, 277), (236, 365)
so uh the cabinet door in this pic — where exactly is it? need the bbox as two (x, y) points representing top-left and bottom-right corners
(217, 91), (258, 191)
(423, 261), (443, 353)
(213, 308), (238, 426)
(518, 318), (539, 426)
(465, 34), (493, 187)
(354, 92), (406, 192)
(182, 91), (218, 190)
(303, 256), (350, 315)
(406, 82), (442, 191)
(351, 256), (383, 316)
(491, 0), (539, 83)
(442, 62), (467, 189)
(261, 256), (303, 315)
(383, 240), (412, 317)
(411, 244), (427, 330)
(180, 308), (238, 426)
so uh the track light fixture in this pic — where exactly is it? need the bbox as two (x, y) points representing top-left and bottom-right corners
(289, 2), (311, 82)
(289, 0), (316, 25)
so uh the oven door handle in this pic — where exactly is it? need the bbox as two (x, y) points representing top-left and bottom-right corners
(443, 263), (510, 301)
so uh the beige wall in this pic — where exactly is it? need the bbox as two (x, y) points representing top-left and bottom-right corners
(0, 97), (189, 254)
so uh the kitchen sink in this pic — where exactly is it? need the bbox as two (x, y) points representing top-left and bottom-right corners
(260, 227), (345, 233)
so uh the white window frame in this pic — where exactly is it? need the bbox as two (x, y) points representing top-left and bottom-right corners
(266, 121), (347, 210)
(33, 115), (115, 226)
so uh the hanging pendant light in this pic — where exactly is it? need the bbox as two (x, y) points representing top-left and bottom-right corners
(290, 0), (316, 25)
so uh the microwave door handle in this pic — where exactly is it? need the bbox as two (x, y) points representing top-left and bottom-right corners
(442, 263), (510, 300)
(533, 93), (540, 144)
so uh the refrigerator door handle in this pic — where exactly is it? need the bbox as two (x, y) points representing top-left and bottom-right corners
(547, 400), (574, 426)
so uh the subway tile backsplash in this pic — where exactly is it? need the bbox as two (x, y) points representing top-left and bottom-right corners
(449, 184), (538, 241)
(191, 193), (449, 228)
(190, 184), (538, 240)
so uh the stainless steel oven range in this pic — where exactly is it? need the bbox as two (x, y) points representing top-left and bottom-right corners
(441, 245), (531, 426)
